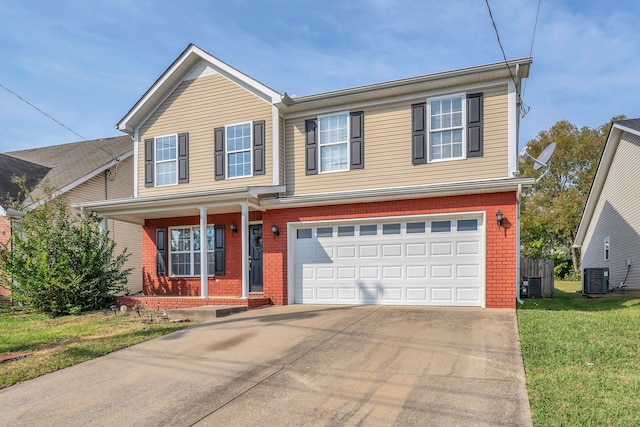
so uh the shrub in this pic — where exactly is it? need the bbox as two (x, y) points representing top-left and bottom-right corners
(0, 181), (131, 315)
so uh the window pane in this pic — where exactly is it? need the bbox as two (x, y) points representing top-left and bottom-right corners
(228, 151), (251, 178)
(338, 226), (354, 237)
(156, 135), (176, 161)
(297, 228), (312, 239)
(171, 253), (191, 276)
(320, 143), (348, 172)
(383, 223), (401, 235)
(431, 221), (451, 233)
(406, 222), (426, 233)
(156, 161), (176, 186)
(317, 227), (333, 238)
(360, 225), (377, 236)
(458, 219), (478, 231)
(207, 227), (215, 251)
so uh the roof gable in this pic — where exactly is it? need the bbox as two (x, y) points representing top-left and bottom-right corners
(0, 154), (50, 205)
(117, 44), (282, 133)
(4, 135), (133, 204)
(575, 119), (640, 246)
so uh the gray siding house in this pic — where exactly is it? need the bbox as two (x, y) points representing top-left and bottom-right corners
(575, 119), (640, 291)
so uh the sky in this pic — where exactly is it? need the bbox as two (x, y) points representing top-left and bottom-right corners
(1, 0), (639, 152)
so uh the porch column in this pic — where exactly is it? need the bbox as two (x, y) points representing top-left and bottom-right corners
(199, 207), (208, 298)
(241, 203), (249, 299)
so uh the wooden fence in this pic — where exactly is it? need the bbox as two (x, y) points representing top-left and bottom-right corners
(521, 258), (555, 298)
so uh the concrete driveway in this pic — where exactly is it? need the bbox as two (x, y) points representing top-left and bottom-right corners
(0, 306), (531, 426)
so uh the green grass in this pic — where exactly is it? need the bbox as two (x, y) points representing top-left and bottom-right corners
(0, 308), (196, 389)
(518, 281), (640, 426)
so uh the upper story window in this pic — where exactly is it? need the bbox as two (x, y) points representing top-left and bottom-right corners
(214, 121), (265, 181)
(305, 111), (364, 175)
(226, 122), (252, 178)
(412, 93), (483, 165)
(155, 134), (178, 186)
(428, 95), (464, 161)
(144, 133), (189, 188)
(319, 112), (349, 173)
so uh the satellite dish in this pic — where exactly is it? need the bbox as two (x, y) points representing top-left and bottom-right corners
(520, 142), (556, 182)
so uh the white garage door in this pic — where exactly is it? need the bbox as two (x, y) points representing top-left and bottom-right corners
(292, 216), (484, 306)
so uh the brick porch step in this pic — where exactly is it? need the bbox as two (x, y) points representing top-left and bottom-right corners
(115, 295), (271, 312)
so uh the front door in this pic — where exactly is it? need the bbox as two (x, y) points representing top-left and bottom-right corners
(249, 224), (263, 292)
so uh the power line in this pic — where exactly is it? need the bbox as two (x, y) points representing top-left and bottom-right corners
(521, 0), (541, 100)
(484, 0), (530, 118)
(0, 82), (115, 160)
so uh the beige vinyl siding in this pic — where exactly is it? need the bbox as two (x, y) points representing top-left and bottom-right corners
(285, 84), (509, 196)
(139, 73), (273, 197)
(279, 115), (285, 185)
(581, 132), (640, 289)
(65, 159), (142, 293)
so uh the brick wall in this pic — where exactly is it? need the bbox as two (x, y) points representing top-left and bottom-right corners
(142, 211), (263, 297)
(262, 192), (518, 308)
(140, 192), (518, 309)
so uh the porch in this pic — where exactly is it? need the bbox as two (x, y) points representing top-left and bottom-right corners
(115, 295), (272, 311)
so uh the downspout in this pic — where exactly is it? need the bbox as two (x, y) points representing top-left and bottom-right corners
(516, 184), (524, 305)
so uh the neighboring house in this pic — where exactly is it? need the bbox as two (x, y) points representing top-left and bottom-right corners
(78, 44), (534, 309)
(574, 118), (640, 292)
(0, 136), (142, 297)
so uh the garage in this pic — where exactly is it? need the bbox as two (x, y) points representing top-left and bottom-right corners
(291, 214), (485, 306)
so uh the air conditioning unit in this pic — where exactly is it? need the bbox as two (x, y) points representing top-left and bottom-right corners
(583, 268), (609, 294)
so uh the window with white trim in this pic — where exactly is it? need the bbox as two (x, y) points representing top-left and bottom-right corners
(226, 122), (252, 178)
(428, 94), (464, 161)
(604, 236), (610, 261)
(155, 134), (177, 186)
(170, 225), (215, 276)
(319, 112), (349, 172)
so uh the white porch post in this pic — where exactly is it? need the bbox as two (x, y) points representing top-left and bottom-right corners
(241, 203), (249, 299)
(199, 207), (208, 298)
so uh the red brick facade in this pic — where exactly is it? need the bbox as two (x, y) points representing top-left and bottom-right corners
(139, 192), (518, 309)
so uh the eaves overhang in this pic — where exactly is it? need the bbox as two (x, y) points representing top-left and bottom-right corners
(277, 58), (532, 115)
(574, 123), (640, 247)
(116, 44), (282, 134)
(74, 186), (285, 225)
(262, 177), (535, 210)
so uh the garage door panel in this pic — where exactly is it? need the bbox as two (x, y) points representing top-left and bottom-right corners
(293, 215), (483, 306)
(359, 245), (379, 258)
(382, 265), (403, 279)
(382, 244), (402, 257)
(431, 242), (452, 256)
(317, 267), (335, 280)
(337, 245), (356, 258)
(406, 243), (427, 256)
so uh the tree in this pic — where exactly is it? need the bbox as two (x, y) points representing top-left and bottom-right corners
(519, 116), (625, 277)
(0, 180), (131, 315)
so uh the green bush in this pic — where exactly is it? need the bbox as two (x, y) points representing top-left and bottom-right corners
(0, 181), (131, 315)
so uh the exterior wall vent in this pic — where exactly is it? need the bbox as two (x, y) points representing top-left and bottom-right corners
(583, 268), (609, 294)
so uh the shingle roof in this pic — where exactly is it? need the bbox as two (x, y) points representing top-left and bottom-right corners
(615, 118), (640, 133)
(4, 135), (132, 197)
(0, 154), (50, 204)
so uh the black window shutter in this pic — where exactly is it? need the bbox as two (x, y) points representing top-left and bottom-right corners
(305, 118), (318, 175)
(253, 120), (265, 175)
(178, 132), (189, 183)
(214, 225), (225, 275)
(214, 127), (225, 180)
(350, 111), (364, 169)
(467, 93), (483, 157)
(411, 103), (427, 164)
(144, 138), (154, 187)
(156, 228), (166, 276)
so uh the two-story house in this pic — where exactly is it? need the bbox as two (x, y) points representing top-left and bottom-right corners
(78, 44), (534, 310)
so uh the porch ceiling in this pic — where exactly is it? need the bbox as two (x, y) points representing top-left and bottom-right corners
(73, 186), (284, 225)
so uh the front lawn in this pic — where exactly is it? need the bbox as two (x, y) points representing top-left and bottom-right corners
(0, 308), (195, 389)
(518, 281), (640, 426)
